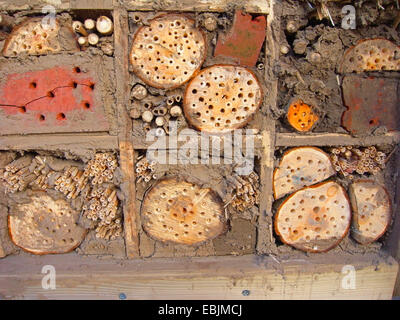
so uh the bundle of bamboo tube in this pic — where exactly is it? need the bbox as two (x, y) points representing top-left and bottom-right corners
(84, 152), (117, 185)
(135, 156), (156, 183)
(1, 155), (36, 193)
(82, 184), (121, 239)
(228, 171), (260, 212)
(329, 146), (387, 179)
(95, 219), (123, 241)
(54, 166), (88, 200)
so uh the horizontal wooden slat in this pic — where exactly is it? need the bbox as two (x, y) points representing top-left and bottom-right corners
(132, 133), (263, 151)
(0, 253), (397, 299)
(71, 0), (113, 9)
(133, 131), (400, 151)
(120, 0), (270, 14)
(0, 133), (118, 152)
(275, 132), (400, 147)
(0, 0), (70, 11)
(0, 0), (269, 12)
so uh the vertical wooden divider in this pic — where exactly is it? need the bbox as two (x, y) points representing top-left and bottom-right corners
(256, 1), (281, 254)
(114, 7), (140, 258)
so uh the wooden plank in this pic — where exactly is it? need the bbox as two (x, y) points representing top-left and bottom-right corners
(0, 0), (70, 11)
(120, 0), (270, 14)
(133, 133), (263, 151)
(385, 148), (400, 296)
(119, 141), (140, 259)
(71, 0), (113, 9)
(114, 7), (140, 258)
(276, 132), (400, 147)
(0, 243), (5, 258)
(256, 0), (280, 255)
(0, 134), (118, 151)
(0, 253), (397, 299)
(257, 128), (276, 254)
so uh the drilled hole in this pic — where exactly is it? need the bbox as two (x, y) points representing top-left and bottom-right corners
(57, 113), (66, 120)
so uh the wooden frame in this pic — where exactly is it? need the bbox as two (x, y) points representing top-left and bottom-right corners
(0, 0), (399, 299)
(0, 252), (397, 299)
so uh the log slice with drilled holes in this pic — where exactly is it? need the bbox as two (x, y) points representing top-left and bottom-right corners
(275, 181), (351, 253)
(129, 14), (206, 90)
(349, 180), (392, 245)
(273, 147), (336, 199)
(8, 193), (86, 254)
(183, 65), (262, 133)
(141, 178), (227, 245)
(339, 38), (400, 73)
(3, 17), (78, 57)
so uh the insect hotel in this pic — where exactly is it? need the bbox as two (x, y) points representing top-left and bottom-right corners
(0, 0), (399, 300)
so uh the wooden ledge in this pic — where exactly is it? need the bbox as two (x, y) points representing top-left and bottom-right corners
(121, 0), (270, 14)
(275, 132), (400, 147)
(0, 253), (397, 299)
(0, 133), (118, 152)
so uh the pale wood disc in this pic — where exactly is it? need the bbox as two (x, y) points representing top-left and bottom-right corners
(273, 147), (336, 199)
(183, 64), (263, 133)
(349, 180), (391, 245)
(141, 178), (226, 245)
(3, 18), (76, 57)
(8, 193), (86, 255)
(275, 181), (351, 253)
(339, 38), (400, 73)
(130, 14), (206, 89)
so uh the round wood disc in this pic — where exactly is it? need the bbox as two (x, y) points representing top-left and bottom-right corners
(183, 65), (263, 133)
(339, 38), (400, 73)
(287, 99), (318, 132)
(349, 180), (391, 245)
(141, 178), (226, 245)
(273, 147), (336, 199)
(275, 181), (351, 253)
(8, 193), (86, 255)
(129, 14), (206, 89)
(3, 18), (77, 57)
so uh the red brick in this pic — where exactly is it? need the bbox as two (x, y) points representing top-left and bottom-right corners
(214, 10), (266, 67)
(341, 75), (400, 135)
(0, 66), (109, 135)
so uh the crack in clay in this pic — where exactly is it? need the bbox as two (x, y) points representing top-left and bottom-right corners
(0, 82), (94, 110)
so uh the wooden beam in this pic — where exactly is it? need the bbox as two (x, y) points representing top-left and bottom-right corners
(0, 243), (5, 258)
(275, 132), (400, 147)
(114, 7), (140, 258)
(119, 141), (140, 258)
(120, 0), (270, 14)
(0, 134), (118, 151)
(0, 253), (397, 299)
(385, 148), (400, 296)
(71, 0), (113, 9)
(133, 133), (263, 151)
(256, 0), (281, 255)
(257, 128), (276, 254)
(0, 1), (70, 11)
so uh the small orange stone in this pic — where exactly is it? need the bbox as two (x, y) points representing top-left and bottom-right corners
(287, 100), (318, 132)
